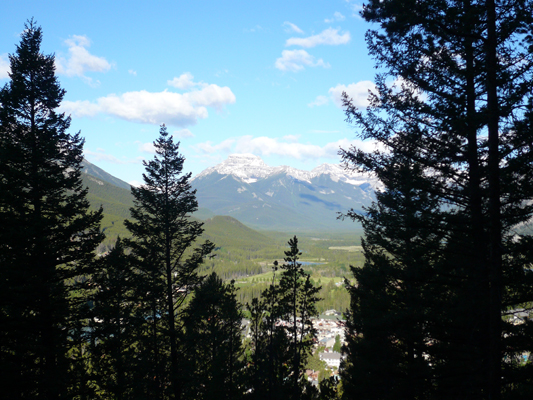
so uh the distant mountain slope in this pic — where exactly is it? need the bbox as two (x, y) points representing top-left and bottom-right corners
(82, 171), (134, 240)
(201, 215), (273, 249)
(82, 159), (131, 190)
(81, 155), (373, 235)
(81, 162), (269, 247)
(191, 154), (378, 232)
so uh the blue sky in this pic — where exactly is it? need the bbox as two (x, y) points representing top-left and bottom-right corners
(1, 0), (379, 185)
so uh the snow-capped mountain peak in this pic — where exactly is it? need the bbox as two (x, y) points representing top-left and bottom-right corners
(193, 154), (382, 191)
(194, 154), (272, 183)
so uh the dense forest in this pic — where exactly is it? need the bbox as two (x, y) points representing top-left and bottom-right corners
(2, 0), (533, 398)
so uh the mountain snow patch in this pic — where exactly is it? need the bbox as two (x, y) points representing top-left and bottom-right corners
(192, 154), (382, 192)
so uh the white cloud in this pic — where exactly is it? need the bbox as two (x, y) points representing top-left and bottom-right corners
(349, 2), (364, 17)
(233, 136), (341, 159)
(325, 12), (346, 23)
(286, 28), (350, 48)
(0, 53), (10, 79)
(174, 128), (195, 138)
(167, 72), (207, 90)
(61, 100), (102, 117)
(194, 138), (235, 154)
(275, 50), (330, 72)
(195, 135), (380, 161)
(308, 95), (329, 107)
(283, 21), (304, 34)
(391, 76), (427, 101)
(215, 69), (229, 77)
(138, 142), (156, 153)
(283, 134), (300, 142)
(60, 84), (236, 127)
(329, 81), (376, 108)
(55, 35), (111, 82)
(184, 84), (236, 111)
(128, 69), (137, 76)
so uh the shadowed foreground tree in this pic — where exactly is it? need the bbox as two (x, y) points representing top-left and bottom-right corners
(278, 236), (321, 400)
(88, 238), (142, 400)
(181, 272), (245, 400)
(340, 0), (533, 398)
(247, 236), (321, 400)
(125, 124), (214, 399)
(0, 20), (103, 399)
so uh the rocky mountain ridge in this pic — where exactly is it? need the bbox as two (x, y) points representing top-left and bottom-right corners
(192, 154), (379, 232)
(193, 154), (382, 191)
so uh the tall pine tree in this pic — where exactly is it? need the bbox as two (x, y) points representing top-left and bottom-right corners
(0, 20), (103, 399)
(125, 124), (214, 399)
(340, 1), (533, 398)
(88, 238), (142, 400)
(181, 272), (245, 400)
(277, 236), (321, 400)
(247, 237), (320, 400)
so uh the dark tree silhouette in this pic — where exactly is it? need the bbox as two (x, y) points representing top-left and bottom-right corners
(125, 124), (214, 399)
(340, 1), (533, 398)
(182, 272), (245, 400)
(247, 236), (321, 400)
(0, 20), (103, 399)
(277, 236), (321, 400)
(88, 238), (142, 400)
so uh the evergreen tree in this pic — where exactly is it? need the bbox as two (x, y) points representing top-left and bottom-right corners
(340, 1), (533, 398)
(181, 272), (245, 400)
(247, 237), (321, 400)
(0, 20), (103, 399)
(277, 236), (321, 400)
(124, 124), (214, 399)
(88, 238), (141, 400)
(247, 275), (292, 400)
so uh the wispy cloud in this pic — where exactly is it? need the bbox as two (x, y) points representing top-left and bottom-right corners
(345, 1), (364, 18)
(244, 25), (263, 33)
(0, 54), (10, 79)
(308, 95), (329, 107)
(286, 28), (350, 48)
(194, 135), (377, 161)
(55, 35), (112, 84)
(283, 21), (304, 34)
(283, 134), (300, 142)
(61, 83), (236, 126)
(174, 128), (195, 138)
(167, 72), (207, 90)
(194, 138), (235, 154)
(128, 69), (137, 76)
(137, 141), (156, 154)
(275, 50), (330, 72)
(325, 12), (345, 23)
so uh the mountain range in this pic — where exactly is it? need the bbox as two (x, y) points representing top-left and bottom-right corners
(82, 154), (378, 234)
(191, 154), (379, 232)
